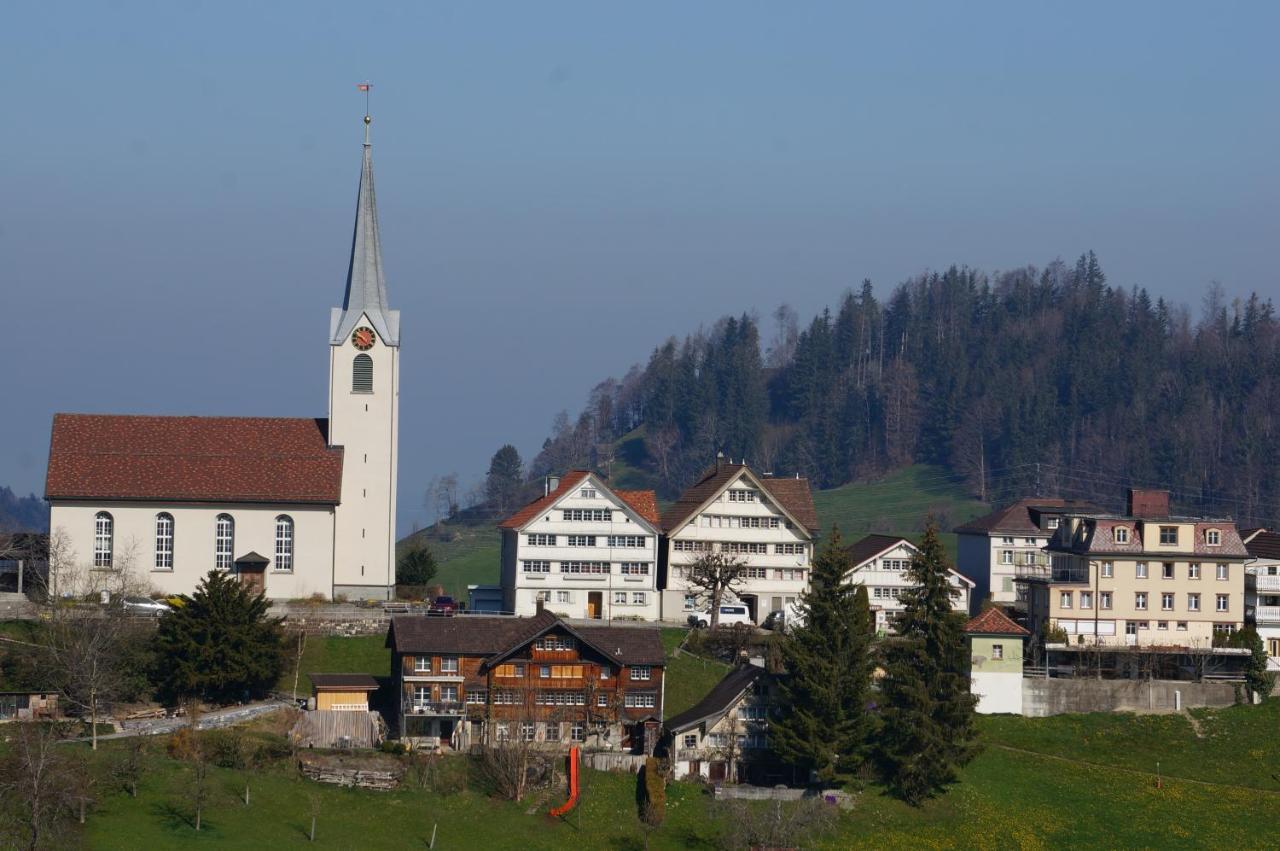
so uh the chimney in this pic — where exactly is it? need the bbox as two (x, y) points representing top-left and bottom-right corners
(544, 474), (560, 497)
(535, 597), (545, 615)
(1127, 488), (1170, 519)
(716, 451), (725, 471)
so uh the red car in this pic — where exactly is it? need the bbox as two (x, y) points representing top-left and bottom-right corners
(428, 595), (458, 616)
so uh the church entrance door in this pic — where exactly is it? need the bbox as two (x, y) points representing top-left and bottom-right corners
(233, 552), (270, 597)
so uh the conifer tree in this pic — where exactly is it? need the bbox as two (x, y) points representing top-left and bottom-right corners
(877, 521), (977, 804)
(771, 527), (876, 785)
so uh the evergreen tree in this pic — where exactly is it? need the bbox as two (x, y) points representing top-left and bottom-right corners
(485, 444), (525, 514)
(1224, 627), (1275, 702)
(877, 522), (977, 804)
(771, 527), (876, 784)
(150, 570), (287, 706)
(396, 544), (438, 588)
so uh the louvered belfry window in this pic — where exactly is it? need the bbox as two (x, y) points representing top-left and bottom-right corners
(353, 354), (373, 392)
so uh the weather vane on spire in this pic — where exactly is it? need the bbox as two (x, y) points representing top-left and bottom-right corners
(357, 81), (373, 144)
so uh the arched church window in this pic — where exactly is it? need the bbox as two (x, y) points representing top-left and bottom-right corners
(94, 512), (114, 568)
(155, 513), (175, 571)
(275, 515), (294, 572)
(215, 514), (235, 570)
(353, 354), (373, 393)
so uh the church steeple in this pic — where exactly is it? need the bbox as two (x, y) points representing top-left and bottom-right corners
(330, 114), (400, 347)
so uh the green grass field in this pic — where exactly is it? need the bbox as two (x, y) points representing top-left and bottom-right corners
(278, 634), (390, 696)
(72, 700), (1279, 849)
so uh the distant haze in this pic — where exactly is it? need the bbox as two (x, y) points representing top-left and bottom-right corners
(3, 2), (1276, 534)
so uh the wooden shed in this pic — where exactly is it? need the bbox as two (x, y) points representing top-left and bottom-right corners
(309, 673), (379, 711)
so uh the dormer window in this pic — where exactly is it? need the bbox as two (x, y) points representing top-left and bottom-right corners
(1159, 526), (1178, 546)
(1046, 517), (1059, 529)
(1206, 529), (1221, 546)
(1114, 527), (1129, 544)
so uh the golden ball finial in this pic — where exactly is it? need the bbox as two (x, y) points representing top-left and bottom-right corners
(364, 114), (372, 125)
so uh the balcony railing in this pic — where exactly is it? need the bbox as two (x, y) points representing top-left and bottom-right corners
(1255, 575), (1280, 593)
(1256, 606), (1280, 625)
(1013, 564), (1050, 582)
(402, 699), (465, 716)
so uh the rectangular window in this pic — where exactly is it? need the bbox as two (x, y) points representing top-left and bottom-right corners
(1157, 621), (1168, 631)
(567, 535), (596, 547)
(155, 514), (174, 571)
(744, 567), (769, 579)
(1159, 527), (1178, 545)
(1135, 592), (1148, 611)
(596, 693), (608, 707)
(721, 542), (769, 555)
(539, 665), (551, 678)
(619, 562), (651, 576)
(495, 723), (510, 741)
(527, 533), (556, 546)
(570, 723), (586, 742)
(613, 591), (628, 605)
(556, 590), (572, 603)
(1216, 594), (1229, 613)
(1162, 562), (1175, 580)
(537, 635), (574, 651)
(1114, 527), (1130, 544)
(1100, 591), (1112, 609)
(1101, 561), (1113, 578)
(1047, 517), (1060, 529)
(492, 690), (519, 705)
(682, 594), (698, 611)
(440, 657), (459, 674)
(561, 561), (609, 575)
(992, 644), (1004, 660)
(1206, 529), (1221, 546)
(545, 723), (561, 741)
(682, 734), (697, 750)
(465, 689), (487, 704)
(632, 591), (647, 605)
(522, 560), (551, 573)
(1079, 591), (1093, 610)
(535, 590), (551, 602)
(414, 656), (431, 673)
(579, 488), (597, 499)
(94, 513), (114, 568)
(1188, 593), (1200, 612)
(607, 535), (647, 548)
(1059, 592), (1072, 609)
(1177, 622), (1188, 631)
(520, 722), (536, 742)
(624, 692), (657, 708)
(1216, 563), (1229, 581)
(1136, 562), (1148, 579)
(563, 509), (611, 522)
(672, 540), (711, 552)
(775, 543), (806, 555)
(1161, 593), (1174, 611)
(1023, 551), (1038, 566)
(412, 685), (430, 704)
(630, 665), (652, 681)
(495, 663), (526, 678)
(1189, 563), (1200, 579)
(1001, 550), (1013, 565)
(440, 685), (458, 703)
(726, 489), (757, 502)
(1002, 537), (1014, 545)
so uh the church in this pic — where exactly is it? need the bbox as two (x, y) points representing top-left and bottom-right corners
(44, 118), (401, 601)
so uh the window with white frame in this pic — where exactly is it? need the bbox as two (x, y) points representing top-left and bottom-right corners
(1080, 591), (1093, 609)
(630, 665), (652, 681)
(1060, 592), (1072, 609)
(1189, 563), (1201, 579)
(620, 562), (650, 576)
(567, 535), (596, 547)
(563, 509), (611, 522)
(522, 560), (551, 574)
(673, 540), (711, 552)
(1102, 561), (1113, 578)
(1216, 563), (1229, 581)
(1188, 593), (1200, 612)
(1047, 517), (1060, 529)
(1161, 593), (1174, 611)
(495, 723), (510, 741)
(1100, 591), (1112, 609)
(465, 689), (486, 704)
(1023, 551), (1038, 566)
(441, 685), (458, 703)
(1206, 529), (1221, 546)
(1216, 594), (1229, 612)
(1114, 527), (1129, 544)
(545, 722), (561, 741)
(607, 535), (647, 548)
(882, 558), (908, 570)
(579, 488), (597, 499)
(535, 590), (550, 602)
(93, 512), (114, 568)
(1135, 592), (1148, 610)
(744, 567), (769, 579)
(527, 533), (556, 546)
(1136, 562), (1148, 579)
(414, 656), (431, 673)
(1157, 621), (1168, 630)
(1177, 621), (1188, 631)
(535, 691), (586, 707)
(215, 514), (235, 570)
(561, 561), (609, 574)
(555, 590), (572, 603)
(275, 515), (294, 571)
(632, 591), (647, 605)
(1002, 537), (1014, 545)
(597, 693), (608, 707)
(776, 543), (806, 555)
(520, 722), (536, 742)
(412, 685), (430, 705)
(1001, 550), (1013, 565)
(683, 594), (698, 610)
(570, 723), (586, 742)
(682, 733), (697, 749)
(440, 657), (459, 673)
(613, 591), (628, 605)
(726, 489), (757, 502)
(624, 692), (657, 708)
(722, 542), (768, 555)
(154, 513), (174, 570)
(992, 644), (1004, 660)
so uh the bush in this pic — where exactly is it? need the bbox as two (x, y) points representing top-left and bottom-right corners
(396, 546), (438, 587)
(639, 757), (666, 826)
(380, 740), (408, 755)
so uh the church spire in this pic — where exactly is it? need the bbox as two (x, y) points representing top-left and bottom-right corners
(331, 110), (400, 347)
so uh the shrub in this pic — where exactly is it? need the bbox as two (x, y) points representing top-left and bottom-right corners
(639, 756), (666, 826)
(379, 740), (408, 755)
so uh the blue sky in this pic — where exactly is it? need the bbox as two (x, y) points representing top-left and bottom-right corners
(3, 1), (1277, 534)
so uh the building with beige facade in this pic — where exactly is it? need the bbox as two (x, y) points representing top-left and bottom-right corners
(43, 117), (401, 601)
(1021, 489), (1248, 647)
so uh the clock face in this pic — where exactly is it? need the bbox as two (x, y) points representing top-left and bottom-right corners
(352, 327), (376, 350)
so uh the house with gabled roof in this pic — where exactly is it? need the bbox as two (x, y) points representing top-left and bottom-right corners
(386, 608), (665, 752)
(659, 459), (819, 625)
(498, 471), (662, 620)
(663, 663), (775, 782)
(965, 607), (1030, 714)
(843, 534), (973, 634)
(1243, 528), (1280, 668)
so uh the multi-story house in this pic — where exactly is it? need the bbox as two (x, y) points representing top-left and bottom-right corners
(954, 498), (1099, 615)
(663, 663), (775, 783)
(499, 471), (661, 621)
(659, 460), (819, 625)
(1022, 489), (1248, 647)
(1243, 529), (1280, 667)
(844, 534), (973, 634)
(386, 608), (665, 752)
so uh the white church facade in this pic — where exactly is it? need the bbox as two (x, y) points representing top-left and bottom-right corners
(44, 119), (401, 601)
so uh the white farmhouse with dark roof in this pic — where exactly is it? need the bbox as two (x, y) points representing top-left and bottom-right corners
(44, 117), (402, 601)
(843, 534), (972, 634)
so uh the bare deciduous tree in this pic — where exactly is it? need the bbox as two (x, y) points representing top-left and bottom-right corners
(682, 552), (749, 629)
(0, 721), (79, 850)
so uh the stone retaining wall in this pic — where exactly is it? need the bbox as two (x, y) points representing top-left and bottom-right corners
(1021, 677), (1238, 717)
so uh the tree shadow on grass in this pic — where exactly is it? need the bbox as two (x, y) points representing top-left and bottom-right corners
(149, 799), (195, 832)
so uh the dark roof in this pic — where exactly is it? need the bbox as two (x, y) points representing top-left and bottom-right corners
(235, 551), (271, 565)
(660, 463), (819, 535)
(386, 612), (665, 667)
(498, 471), (661, 530)
(953, 498), (1098, 536)
(845, 534), (911, 567)
(309, 673), (379, 691)
(664, 664), (766, 733)
(964, 608), (1030, 636)
(1246, 530), (1280, 561)
(45, 414), (344, 505)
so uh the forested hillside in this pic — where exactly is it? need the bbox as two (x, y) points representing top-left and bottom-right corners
(0, 486), (46, 532)
(528, 253), (1280, 528)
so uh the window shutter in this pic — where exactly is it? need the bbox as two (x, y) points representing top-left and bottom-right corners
(353, 354), (374, 392)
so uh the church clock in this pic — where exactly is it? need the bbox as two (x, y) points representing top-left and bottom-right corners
(352, 327), (376, 350)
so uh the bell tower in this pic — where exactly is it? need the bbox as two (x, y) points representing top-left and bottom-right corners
(328, 112), (400, 600)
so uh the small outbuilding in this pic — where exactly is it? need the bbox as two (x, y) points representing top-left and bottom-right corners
(965, 607), (1029, 714)
(309, 673), (380, 712)
(0, 691), (59, 721)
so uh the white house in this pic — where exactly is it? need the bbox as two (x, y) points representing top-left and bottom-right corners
(953, 498), (1098, 615)
(498, 471), (662, 621)
(43, 116), (401, 601)
(664, 663), (773, 783)
(660, 460), (819, 625)
(843, 534), (973, 634)
(1243, 529), (1280, 670)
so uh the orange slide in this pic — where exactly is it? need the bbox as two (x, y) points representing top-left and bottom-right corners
(549, 745), (581, 817)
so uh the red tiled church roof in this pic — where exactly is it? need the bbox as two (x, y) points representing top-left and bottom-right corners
(497, 471), (661, 530)
(45, 413), (344, 505)
(964, 607), (1030, 636)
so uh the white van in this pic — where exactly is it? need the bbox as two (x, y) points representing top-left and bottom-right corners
(689, 603), (753, 629)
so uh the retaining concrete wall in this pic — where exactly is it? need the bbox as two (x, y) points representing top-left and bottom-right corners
(1021, 677), (1237, 717)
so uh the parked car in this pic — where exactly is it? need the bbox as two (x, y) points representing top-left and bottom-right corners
(428, 595), (458, 616)
(689, 603), (753, 629)
(120, 596), (172, 618)
(762, 602), (806, 633)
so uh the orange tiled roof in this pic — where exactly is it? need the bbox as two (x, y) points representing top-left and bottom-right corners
(497, 471), (660, 531)
(964, 607), (1030, 636)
